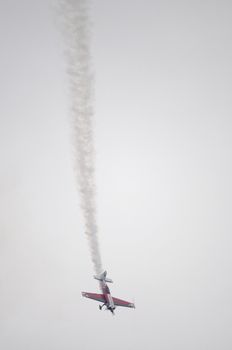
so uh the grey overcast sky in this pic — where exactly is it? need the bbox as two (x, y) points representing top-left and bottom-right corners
(1, 0), (232, 349)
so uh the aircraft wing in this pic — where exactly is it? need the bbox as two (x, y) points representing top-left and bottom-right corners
(112, 297), (135, 308)
(82, 292), (106, 303)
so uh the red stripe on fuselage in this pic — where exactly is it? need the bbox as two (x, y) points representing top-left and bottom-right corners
(101, 282), (115, 309)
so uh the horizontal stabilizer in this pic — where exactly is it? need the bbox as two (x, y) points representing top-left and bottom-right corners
(94, 270), (113, 283)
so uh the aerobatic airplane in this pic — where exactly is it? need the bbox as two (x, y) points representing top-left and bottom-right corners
(82, 271), (135, 315)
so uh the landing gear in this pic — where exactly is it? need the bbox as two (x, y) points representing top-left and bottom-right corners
(99, 303), (105, 310)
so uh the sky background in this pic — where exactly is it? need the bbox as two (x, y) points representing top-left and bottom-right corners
(1, 0), (232, 349)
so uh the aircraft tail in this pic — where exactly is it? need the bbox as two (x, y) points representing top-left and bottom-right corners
(94, 270), (113, 283)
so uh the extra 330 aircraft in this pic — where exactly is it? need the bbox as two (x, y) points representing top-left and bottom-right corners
(82, 271), (135, 315)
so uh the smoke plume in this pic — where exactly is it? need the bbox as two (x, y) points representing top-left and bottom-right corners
(59, 0), (102, 274)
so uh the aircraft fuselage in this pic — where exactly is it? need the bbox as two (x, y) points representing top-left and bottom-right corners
(100, 280), (116, 313)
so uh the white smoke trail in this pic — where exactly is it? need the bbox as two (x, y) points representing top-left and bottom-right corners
(58, 0), (102, 274)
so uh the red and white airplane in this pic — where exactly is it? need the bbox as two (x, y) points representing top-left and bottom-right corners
(82, 271), (135, 315)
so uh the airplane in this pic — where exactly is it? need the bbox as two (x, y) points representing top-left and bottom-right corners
(82, 271), (135, 315)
